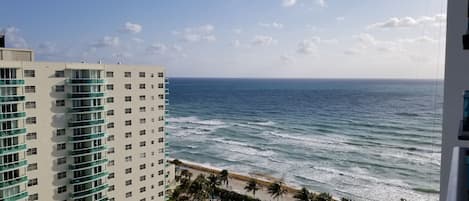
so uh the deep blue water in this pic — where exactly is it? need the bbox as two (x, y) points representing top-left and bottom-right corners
(167, 78), (443, 201)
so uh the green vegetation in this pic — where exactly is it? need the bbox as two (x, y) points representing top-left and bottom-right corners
(244, 178), (260, 198)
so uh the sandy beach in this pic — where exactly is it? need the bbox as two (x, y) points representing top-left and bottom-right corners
(173, 159), (298, 201)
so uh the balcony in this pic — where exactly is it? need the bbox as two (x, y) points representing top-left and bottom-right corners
(2, 191), (28, 201)
(70, 171), (109, 184)
(67, 92), (105, 99)
(0, 128), (27, 138)
(67, 79), (105, 85)
(0, 160), (27, 172)
(70, 184), (108, 199)
(165, 89), (169, 94)
(459, 120), (469, 140)
(0, 96), (25, 103)
(0, 112), (26, 120)
(69, 132), (106, 142)
(68, 119), (105, 128)
(0, 79), (25, 85)
(67, 106), (105, 113)
(0, 176), (28, 188)
(69, 145), (107, 156)
(0, 144), (27, 156)
(69, 159), (108, 170)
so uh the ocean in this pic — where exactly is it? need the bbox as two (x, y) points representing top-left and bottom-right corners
(166, 78), (443, 201)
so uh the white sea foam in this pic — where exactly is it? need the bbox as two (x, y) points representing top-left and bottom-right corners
(248, 120), (276, 126)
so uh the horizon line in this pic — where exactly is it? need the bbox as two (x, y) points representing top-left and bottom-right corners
(167, 76), (444, 80)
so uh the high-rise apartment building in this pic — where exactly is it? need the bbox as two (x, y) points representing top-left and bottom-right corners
(0, 38), (169, 201)
(441, 0), (469, 200)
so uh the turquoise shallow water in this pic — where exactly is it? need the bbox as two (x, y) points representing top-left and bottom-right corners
(166, 78), (443, 201)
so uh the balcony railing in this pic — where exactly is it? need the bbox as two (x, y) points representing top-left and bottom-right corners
(0, 128), (27, 138)
(69, 145), (107, 156)
(458, 120), (469, 140)
(69, 132), (106, 142)
(67, 92), (105, 99)
(68, 119), (105, 128)
(70, 171), (109, 184)
(67, 106), (105, 113)
(67, 79), (105, 84)
(69, 159), (108, 170)
(0, 79), (25, 85)
(0, 144), (27, 156)
(0, 160), (27, 172)
(0, 112), (26, 120)
(0, 176), (28, 188)
(70, 184), (108, 199)
(0, 96), (25, 103)
(2, 191), (28, 201)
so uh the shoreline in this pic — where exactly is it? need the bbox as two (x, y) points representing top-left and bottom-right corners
(173, 159), (303, 194)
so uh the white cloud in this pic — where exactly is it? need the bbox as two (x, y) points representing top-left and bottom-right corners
(233, 29), (242, 34)
(282, 0), (297, 7)
(297, 39), (317, 54)
(132, 37), (144, 43)
(344, 48), (360, 55)
(177, 24), (216, 42)
(336, 16), (345, 21)
(36, 42), (58, 56)
(1, 26), (28, 48)
(121, 22), (142, 33)
(146, 43), (167, 54)
(232, 40), (241, 47)
(92, 36), (120, 48)
(251, 35), (277, 46)
(397, 36), (438, 44)
(316, 0), (327, 7)
(259, 22), (284, 29)
(368, 14), (446, 29)
(281, 54), (295, 64)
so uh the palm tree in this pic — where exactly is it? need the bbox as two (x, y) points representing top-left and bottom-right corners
(188, 175), (209, 201)
(207, 174), (221, 199)
(244, 179), (260, 198)
(294, 187), (310, 201)
(315, 192), (333, 201)
(219, 169), (229, 187)
(268, 181), (287, 201)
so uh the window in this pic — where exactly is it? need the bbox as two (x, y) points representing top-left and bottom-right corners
(55, 70), (65, 77)
(139, 95), (146, 101)
(125, 84), (132, 90)
(106, 71), (114, 78)
(27, 148), (37, 156)
(139, 107), (146, 112)
(158, 105), (164, 110)
(139, 72), (146, 78)
(158, 72), (164, 77)
(140, 153), (146, 158)
(140, 141), (146, 147)
(56, 129), (66, 136)
(139, 130), (146, 136)
(125, 72), (131, 77)
(125, 120), (131, 126)
(107, 123), (114, 128)
(158, 83), (164, 88)
(158, 159), (164, 164)
(158, 94), (164, 99)
(26, 117), (36, 124)
(106, 84), (114, 90)
(57, 157), (66, 165)
(125, 108), (132, 114)
(126, 192), (132, 198)
(139, 84), (146, 89)
(108, 147), (115, 154)
(25, 101), (36, 109)
(140, 118), (146, 124)
(125, 132), (132, 138)
(140, 164), (146, 170)
(158, 181), (164, 186)
(125, 168), (132, 174)
(125, 96), (132, 102)
(25, 86), (36, 93)
(108, 185), (115, 192)
(28, 178), (38, 187)
(24, 70), (35, 77)
(27, 163), (38, 171)
(125, 144), (132, 150)
(107, 110), (114, 116)
(158, 138), (164, 143)
(55, 85), (65, 92)
(108, 173), (115, 179)
(158, 148), (164, 153)
(57, 143), (66, 151)
(158, 116), (164, 121)
(125, 180), (132, 186)
(29, 193), (38, 201)
(55, 100), (65, 107)
(158, 127), (164, 132)
(107, 97), (114, 103)
(26, 132), (37, 140)
(108, 160), (115, 166)
(57, 186), (67, 194)
(151, 84), (154, 89)
(108, 135), (115, 142)
(158, 191), (164, 197)
(57, 172), (67, 179)
(125, 156), (132, 162)
(140, 187), (146, 192)
(158, 170), (164, 175)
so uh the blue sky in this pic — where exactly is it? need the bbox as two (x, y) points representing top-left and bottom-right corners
(1, 0), (446, 78)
